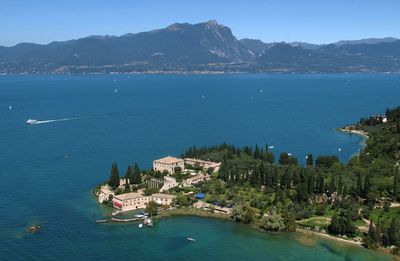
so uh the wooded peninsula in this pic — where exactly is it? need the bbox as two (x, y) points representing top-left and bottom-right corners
(96, 106), (400, 256)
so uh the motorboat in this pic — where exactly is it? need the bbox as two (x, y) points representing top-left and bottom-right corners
(144, 217), (153, 227)
(26, 119), (38, 125)
(187, 237), (196, 242)
(26, 224), (41, 233)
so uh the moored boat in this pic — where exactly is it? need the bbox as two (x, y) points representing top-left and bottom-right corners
(26, 224), (41, 233)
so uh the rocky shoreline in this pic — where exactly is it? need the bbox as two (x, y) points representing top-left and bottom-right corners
(337, 125), (369, 138)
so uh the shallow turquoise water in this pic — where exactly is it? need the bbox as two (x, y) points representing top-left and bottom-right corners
(1, 74), (400, 260)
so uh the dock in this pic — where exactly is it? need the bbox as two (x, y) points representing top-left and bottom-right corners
(96, 217), (142, 224)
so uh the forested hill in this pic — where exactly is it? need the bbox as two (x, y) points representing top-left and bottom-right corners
(0, 21), (399, 74)
(181, 106), (400, 252)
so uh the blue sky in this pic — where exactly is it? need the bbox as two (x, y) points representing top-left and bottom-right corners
(1, 0), (399, 46)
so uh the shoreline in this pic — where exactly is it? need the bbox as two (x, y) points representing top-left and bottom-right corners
(296, 228), (362, 247)
(156, 207), (363, 247)
(155, 207), (230, 221)
(337, 126), (369, 139)
(97, 196), (396, 258)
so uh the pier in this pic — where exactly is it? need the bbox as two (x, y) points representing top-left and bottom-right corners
(96, 217), (143, 224)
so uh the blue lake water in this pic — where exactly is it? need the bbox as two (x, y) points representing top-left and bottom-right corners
(1, 73), (400, 260)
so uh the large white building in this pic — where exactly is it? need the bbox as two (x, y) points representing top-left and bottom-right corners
(153, 156), (221, 174)
(153, 156), (184, 174)
(184, 158), (221, 172)
(112, 192), (176, 212)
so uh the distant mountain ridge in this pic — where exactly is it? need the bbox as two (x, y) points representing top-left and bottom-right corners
(0, 20), (399, 73)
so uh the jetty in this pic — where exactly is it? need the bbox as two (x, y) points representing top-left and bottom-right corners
(96, 217), (143, 224)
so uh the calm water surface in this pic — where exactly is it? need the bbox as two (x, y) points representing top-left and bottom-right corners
(1, 74), (400, 260)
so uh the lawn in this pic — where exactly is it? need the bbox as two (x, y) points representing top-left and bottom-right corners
(369, 207), (400, 226)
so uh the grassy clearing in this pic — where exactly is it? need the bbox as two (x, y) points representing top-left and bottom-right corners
(370, 207), (400, 226)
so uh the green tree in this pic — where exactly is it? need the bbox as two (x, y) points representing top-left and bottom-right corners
(363, 172), (373, 198)
(283, 209), (296, 232)
(262, 151), (275, 164)
(295, 182), (309, 202)
(279, 153), (289, 165)
(175, 194), (190, 207)
(250, 166), (260, 187)
(133, 163), (142, 184)
(389, 217), (400, 246)
(306, 154), (313, 167)
(231, 204), (256, 224)
(356, 174), (363, 197)
(109, 162), (120, 189)
(394, 169), (399, 202)
(125, 165), (134, 184)
(329, 173), (336, 194)
(364, 219), (379, 249)
(146, 201), (159, 216)
(315, 156), (339, 168)
(261, 210), (285, 232)
(328, 211), (356, 237)
(328, 214), (341, 235)
(338, 174), (343, 195)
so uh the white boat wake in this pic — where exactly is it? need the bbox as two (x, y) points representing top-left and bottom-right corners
(26, 117), (88, 125)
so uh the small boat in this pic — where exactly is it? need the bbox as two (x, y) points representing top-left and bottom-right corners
(187, 237), (196, 242)
(144, 217), (153, 227)
(26, 224), (41, 233)
(338, 148), (342, 152)
(134, 211), (148, 218)
(288, 153), (292, 156)
(268, 145), (274, 149)
(26, 119), (38, 125)
(96, 219), (109, 224)
(9, 105), (12, 110)
(138, 224), (143, 228)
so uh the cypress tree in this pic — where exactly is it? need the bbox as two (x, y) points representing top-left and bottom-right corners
(338, 174), (343, 195)
(329, 173), (336, 194)
(364, 172), (372, 198)
(133, 163), (142, 184)
(357, 174), (363, 197)
(264, 165), (272, 188)
(306, 154), (313, 167)
(317, 173), (324, 194)
(376, 218), (382, 245)
(274, 186), (283, 204)
(250, 166), (260, 187)
(109, 162), (120, 189)
(125, 165), (134, 184)
(253, 145), (260, 159)
(366, 219), (378, 249)
(394, 169), (399, 202)
(308, 169), (315, 194)
(389, 217), (400, 246)
(282, 168), (292, 189)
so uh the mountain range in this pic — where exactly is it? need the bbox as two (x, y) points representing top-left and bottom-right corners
(1, 20), (399, 74)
